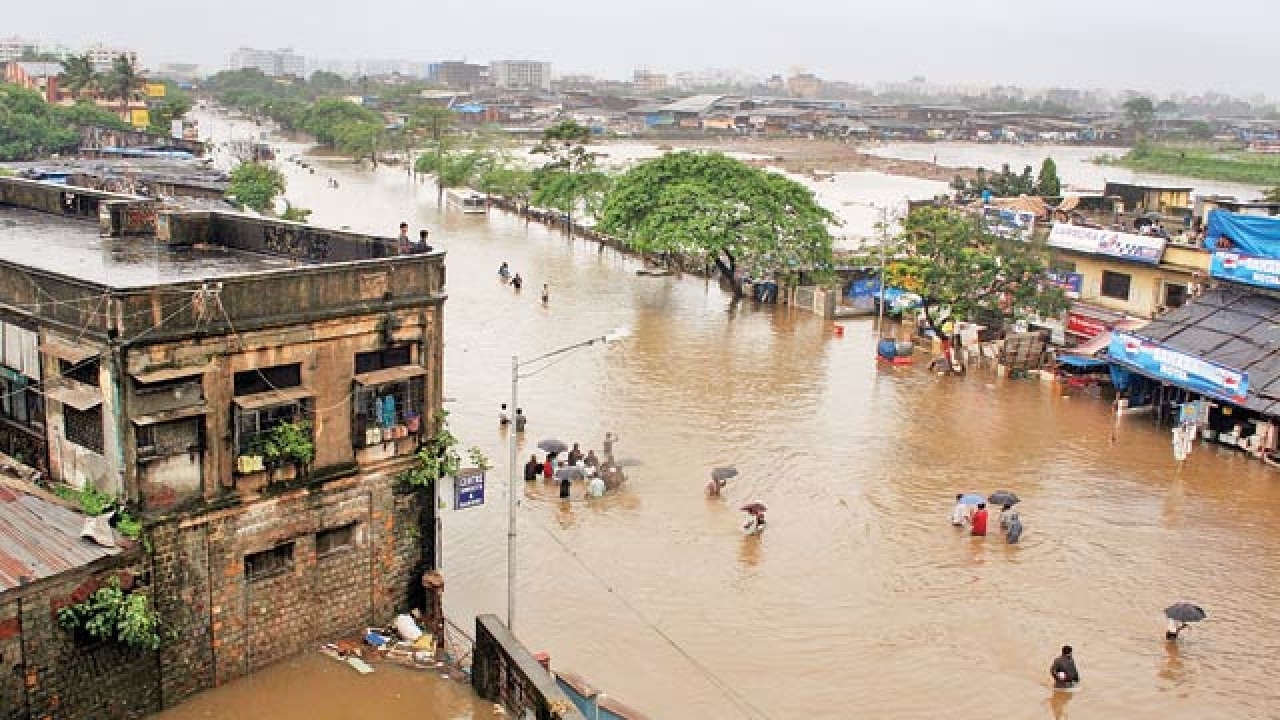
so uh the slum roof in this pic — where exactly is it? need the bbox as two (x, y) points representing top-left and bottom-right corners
(0, 206), (295, 288)
(659, 94), (724, 114)
(1133, 285), (1280, 415)
(0, 477), (122, 593)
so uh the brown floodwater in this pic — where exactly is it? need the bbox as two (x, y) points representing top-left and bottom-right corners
(189, 112), (1280, 720)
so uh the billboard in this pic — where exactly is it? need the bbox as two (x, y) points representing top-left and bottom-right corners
(1045, 271), (1083, 299)
(1209, 251), (1280, 291)
(144, 82), (167, 98)
(1048, 224), (1165, 264)
(1108, 332), (1248, 403)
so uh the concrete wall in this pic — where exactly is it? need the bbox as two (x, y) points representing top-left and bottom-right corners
(1067, 253), (1200, 318)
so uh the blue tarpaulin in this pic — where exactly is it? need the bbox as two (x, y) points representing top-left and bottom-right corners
(1203, 210), (1280, 258)
(1057, 356), (1109, 369)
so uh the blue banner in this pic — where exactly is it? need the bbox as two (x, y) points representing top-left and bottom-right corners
(1203, 209), (1280, 258)
(1108, 332), (1249, 403)
(1045, 271), (1083, 299)
(1209, 251), (1280, 291)
(454, 471), (485, 509)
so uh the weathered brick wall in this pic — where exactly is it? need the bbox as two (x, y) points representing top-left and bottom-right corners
(0, 555), (161, 720)
(153, 466), (423, 705)
(1, 466), (428, 720)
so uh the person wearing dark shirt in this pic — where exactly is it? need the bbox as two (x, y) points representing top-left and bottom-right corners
(567, 443), (583, 466)
(514, 408), (526, 432)
(415, 229), (433, 253)
(512, 273), (523, 290)
(523, 455), (541, 483)
(559, 475), (571, 499)
(1050, 646), (1080, 688)
(970, 502), (989, 537)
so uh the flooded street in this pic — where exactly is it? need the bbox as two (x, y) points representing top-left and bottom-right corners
(197, 114), (1280, 719)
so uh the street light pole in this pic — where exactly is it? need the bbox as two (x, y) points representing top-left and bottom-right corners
(875, 202), (885, 335)
(505, 328), (629, 635)
(507, 354), (519, 631)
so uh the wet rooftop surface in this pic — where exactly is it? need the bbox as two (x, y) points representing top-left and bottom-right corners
(0, 206), (297, 288)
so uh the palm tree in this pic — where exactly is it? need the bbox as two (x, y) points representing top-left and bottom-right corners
(104, 54), (144, 120)
(58, 53), (97, 99)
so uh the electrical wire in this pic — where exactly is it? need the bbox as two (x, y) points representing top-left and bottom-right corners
(524, 513), (776, 720)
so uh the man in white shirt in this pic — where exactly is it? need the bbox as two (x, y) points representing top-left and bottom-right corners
(951, 494), (971, 526)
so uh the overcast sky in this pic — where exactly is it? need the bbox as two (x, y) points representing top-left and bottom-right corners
(7, 0), (1277, 98)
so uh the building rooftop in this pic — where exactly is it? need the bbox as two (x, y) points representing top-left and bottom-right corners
(660, 94), (724, 114)
(0, 207), (296, 288)
(0, 476), (122, 593)
(12, 61), (63, 77)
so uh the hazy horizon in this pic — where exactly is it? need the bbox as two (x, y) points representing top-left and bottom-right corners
(6, 0), (1277, 99)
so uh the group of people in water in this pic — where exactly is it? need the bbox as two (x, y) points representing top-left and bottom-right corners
(522, 434), (624, 501)
(950, 494), (1023, 544)
(498, 261), (549, 303)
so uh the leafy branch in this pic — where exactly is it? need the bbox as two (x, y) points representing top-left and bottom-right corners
(57, 578), (163, 651)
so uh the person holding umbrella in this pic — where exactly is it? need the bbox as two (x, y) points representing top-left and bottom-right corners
(1165, 603), (1207, 640)
(708, 466), (738, 497)
(741, 502), (767, 535)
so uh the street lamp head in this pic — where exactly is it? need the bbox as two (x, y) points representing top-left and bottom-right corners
(603, 326), (631, 344)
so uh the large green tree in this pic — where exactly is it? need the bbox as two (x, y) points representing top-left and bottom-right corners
(887, 206), (1067, 351)
(104, 54), (144, 117)
(531, 120), (607, 238)
(227, 162), (286, 214)
(1035, 157), (1061, 196)
(147, 81), (193, 136)
(597, 151), (837, 297)
(1124, 96), (1156, 129)
(0, 84), (126, 160)
(58, 53), (97, 99)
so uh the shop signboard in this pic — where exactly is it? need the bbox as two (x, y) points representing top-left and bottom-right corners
(454, 470), (485, 509)
(1066, 312), (1109, 338)
(1048, 224), (1165, 264)
(1046, 271), (1083, 299)
(1209, 251), (1280, 291)
(1108, 332), (1249, 403)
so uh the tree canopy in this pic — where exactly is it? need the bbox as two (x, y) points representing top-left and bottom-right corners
(227, 162), (286, 214)
(1035, 157), (1061, 196)
(597, 151), (837, 296)
(530, 120), (610, 231)
(887, 206), (1066, 339)
(0, 84), (127, 160)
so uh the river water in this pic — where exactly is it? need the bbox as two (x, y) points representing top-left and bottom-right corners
(183, 112), (1280, 720)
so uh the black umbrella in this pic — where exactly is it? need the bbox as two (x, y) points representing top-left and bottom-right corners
(740, 502), (767, 514)
(537, 438), (568, 454)
(711, 466), (739, 482)
(989, 490), (1020, 506)
(555, 465), (586, 481)
(1165, 603), (1207, 623)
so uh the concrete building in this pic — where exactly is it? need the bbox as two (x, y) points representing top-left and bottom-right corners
(2, 61), (63, 102)
(0, 36), (39, 63)
(429, 61), (489, 90)
(490, 60), (551, 92)
(229, 47), (304, 77)
(632, 69), (668, 94)
(0, 177), (447, 720)
(83, 43), (139, 73)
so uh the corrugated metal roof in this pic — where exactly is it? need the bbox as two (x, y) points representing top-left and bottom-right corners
(659, 94), (723, 114)
(0, 480), (121, 593)
(1131, 286), (1280, 415)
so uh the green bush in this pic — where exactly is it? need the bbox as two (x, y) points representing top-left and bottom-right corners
(57, 578), (162, 651)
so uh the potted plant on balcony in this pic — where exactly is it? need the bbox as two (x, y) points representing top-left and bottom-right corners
(262, 421), (315, 485)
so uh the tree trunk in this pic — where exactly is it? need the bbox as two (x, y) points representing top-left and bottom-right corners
(713, 251), (743, 298)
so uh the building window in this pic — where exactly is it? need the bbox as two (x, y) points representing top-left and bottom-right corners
(235, 399), (310, 458)
(0, 369), (42, 430)
(1100, 271), (1131, 301)
(137, 417), (203, 459)
(64, 404), (104, 454)
(316, 523), (356, 556)
(355, 346), (412, 375)
(60, 357), (100, 387)
(233, 363), (301, 397)
(245, 543), (295, 581)
(353, 377), (424, 447)
(1163, 283), (1188, 309)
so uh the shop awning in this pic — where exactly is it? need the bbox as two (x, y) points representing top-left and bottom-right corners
(1070, 318), (1149, 357)
(1108, 286), (1280, 415)
(44, 381), (103, 411)
(39, 337), (98, 364)
(353, 365), (426, 387)
(232, 387), (312, 411)
(1057, 355), (1109, 369)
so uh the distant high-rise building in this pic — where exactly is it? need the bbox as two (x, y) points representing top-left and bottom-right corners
(633, 69), (668, 94)
(84, 43), (139, 72)
(787, 72), (823, 99)
(229, 47), (304, 78)
(428, 61), (489, 91)
(490, 60), (551, 92)
(0, 37), (39, 63)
